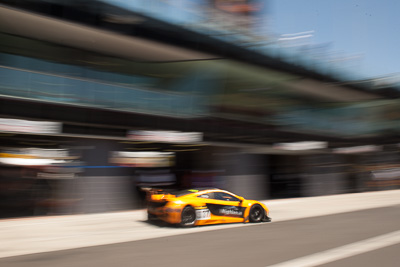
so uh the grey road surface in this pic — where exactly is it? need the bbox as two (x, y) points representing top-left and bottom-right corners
(1, 205), (399, 267)
(320, 244), (400, 267)
(2, 190), (399, 259)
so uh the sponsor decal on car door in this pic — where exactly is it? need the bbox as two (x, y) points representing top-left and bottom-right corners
(205, 192), (246, 218)
(206, 203), (246, 217)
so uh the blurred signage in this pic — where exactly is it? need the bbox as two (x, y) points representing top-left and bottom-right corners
(103, 0), (267, 44)
(110, 151), (175, 168)
(127, 130), (203, 143)
(214, 0), (263, 14)
(0, 148), (78, 166)
(208, 0), (264, 31)
(371, 168), (400, 180)
(333, 145), (381, 154)
(365, 166), (400, 188)
(0, 148), (71, 159)
(273, 141), (327, 151)
(0, 118), (61, 134)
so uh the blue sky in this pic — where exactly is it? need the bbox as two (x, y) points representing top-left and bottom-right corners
(104, 0), (398, 80)
(269, 0), (400, 79)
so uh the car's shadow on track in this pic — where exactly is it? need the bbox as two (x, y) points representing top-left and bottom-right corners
(139, 219), (261, 229)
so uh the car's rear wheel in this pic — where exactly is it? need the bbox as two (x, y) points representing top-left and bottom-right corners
(180, 206), (196, 227)
(249, 204), (264, 223)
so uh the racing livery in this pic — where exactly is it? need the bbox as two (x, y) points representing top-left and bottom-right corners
(147, 188), (271, 227)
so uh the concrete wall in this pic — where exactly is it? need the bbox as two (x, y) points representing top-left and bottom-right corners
(302, 172), (347, 197)
(301, 154), (348, 197)
(214, 149), (270, 200)
(75, 176), (135, 213)
(223, 175), (268, 200)
(64, 139), (138, 214)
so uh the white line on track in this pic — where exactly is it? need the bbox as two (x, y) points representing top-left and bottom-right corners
(265, 230), (400, 267)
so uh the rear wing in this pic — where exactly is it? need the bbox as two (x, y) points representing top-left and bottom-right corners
(145, 188), (175, 201)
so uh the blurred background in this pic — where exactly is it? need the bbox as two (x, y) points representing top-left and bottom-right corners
(0, 0), (399, 219)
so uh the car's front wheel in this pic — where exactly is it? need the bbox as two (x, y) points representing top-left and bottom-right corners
(180, 206), (196, 227)
(249, 204), (264, 223)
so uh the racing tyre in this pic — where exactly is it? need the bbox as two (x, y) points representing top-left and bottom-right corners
(249, 204), (264, 223)
(180, 206), (196, 227)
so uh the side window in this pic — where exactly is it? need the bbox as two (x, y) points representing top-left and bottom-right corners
(214, 192), (240, 202)
(197, 193), (213, 199)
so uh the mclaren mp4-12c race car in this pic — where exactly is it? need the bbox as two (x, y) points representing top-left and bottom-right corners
(146, 188), (271, 227)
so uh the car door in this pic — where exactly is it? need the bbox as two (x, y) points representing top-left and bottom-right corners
(202, 192), (246, 223)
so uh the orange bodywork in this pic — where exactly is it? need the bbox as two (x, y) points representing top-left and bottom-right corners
(147, 188), (270, 226)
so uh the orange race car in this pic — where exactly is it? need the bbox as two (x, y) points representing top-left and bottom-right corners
(146, 188), (271, 227)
